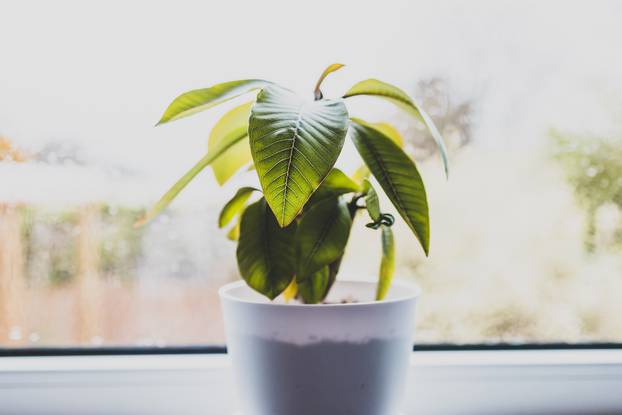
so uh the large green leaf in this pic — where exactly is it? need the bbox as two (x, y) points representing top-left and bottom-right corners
(218, 186), (258, 228)
(296, 197), (352, 281)
(344, 79), (449, 177)
(236, 198), (297, 299)
(313, 63), (345, 100)
(135, 126), (249, 227)
(297, 266), (330, 304)
(249, 85), (349, 227)
(350, 118), (430, 255)
(157, 79), (270, 125)
(209, 102), (253, 185)
(376, 225), (395, 300)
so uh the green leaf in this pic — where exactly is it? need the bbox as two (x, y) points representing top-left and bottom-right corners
(218, 186), (258, 228)
(307, 168), (362, 207)
(209, 102), (253, 185)
(344, 79), (448, 177)
(376, 225), (395, 301)
(303, 166), (363, 225)
(135, 127), (249, 227)
(314, 63), (345, 100)
(296, 197), (352, 281)
(236, 198), (297, 299)
(249, 85), (349, 227)
(157, 79), (270, 125)
(350, 118), (430, 255)
(363, 179), (381, 222)
(298, 266), (330, 304)
(322, 168), (362, 194)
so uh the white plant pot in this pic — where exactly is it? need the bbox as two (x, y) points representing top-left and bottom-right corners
(219, 279), (419, 415)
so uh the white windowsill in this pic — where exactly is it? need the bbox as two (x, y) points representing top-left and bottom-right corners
(1, 349), (621, 414)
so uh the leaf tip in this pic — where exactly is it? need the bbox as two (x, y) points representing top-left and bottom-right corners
(155, 114), (171, 127)
(441, 154), (450, 179)
(265, 290), (280, 301)
(277, 217), (290, 228)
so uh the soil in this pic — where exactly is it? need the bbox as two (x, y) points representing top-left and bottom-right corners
(231, 336), (410, 415)
(322, 296), (359, 304)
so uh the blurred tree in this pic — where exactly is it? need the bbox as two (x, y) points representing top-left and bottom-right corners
(37, 141), (86, 165)
(99, 205), (144, 279)
(25, 210), (78, 286)
(551, 130), (622, 251)
(401, 78), (474, 160)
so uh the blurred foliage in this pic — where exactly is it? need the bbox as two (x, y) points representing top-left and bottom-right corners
(19, 206), (36, 279)
(0, 136), (29, 162)
(551, 129), (622, 251)
(20, 206), (145, 285)
(40, 211), (79, 286)
(99, 205), (144, 279)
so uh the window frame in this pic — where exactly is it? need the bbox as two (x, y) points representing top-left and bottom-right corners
(1, 342), (621, 356)
(1, 344), (621, 414)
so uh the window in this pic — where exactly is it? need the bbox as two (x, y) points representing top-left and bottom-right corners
(1, 0), (621, 350)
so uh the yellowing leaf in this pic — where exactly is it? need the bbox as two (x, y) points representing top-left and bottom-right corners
(351, 164), (370, 185)
(209, 102), (253, 185)
(314, 63), (345, 100)
(282, 278), (298, 302)
(226, 217), (241, 241)
(375, 225), (395, 301)
(368, 122), (404, 147)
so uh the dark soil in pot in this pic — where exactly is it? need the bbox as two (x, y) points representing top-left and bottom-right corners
(231, 336), (410, 415)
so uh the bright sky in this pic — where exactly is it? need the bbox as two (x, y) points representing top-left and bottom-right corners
(1, 0), (621, 204)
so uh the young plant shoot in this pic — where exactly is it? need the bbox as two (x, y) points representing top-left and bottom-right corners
(139, 64), (448, 304)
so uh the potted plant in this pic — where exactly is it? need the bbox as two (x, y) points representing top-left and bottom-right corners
(139, 64), (448, 415)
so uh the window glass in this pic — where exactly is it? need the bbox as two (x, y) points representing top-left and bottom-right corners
(1, 1), (621, 347)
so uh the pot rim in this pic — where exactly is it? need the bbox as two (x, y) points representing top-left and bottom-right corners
(219, 278), (420, 308)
